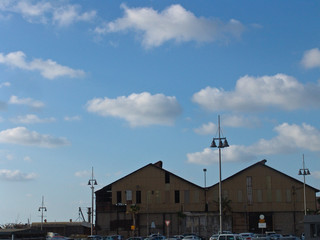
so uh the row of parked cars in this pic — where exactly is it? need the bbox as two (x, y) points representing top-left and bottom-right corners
(209, 231), (302, 240)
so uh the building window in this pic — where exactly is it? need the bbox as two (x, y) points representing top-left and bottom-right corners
(126, 190), (132, 201)
(266, 176), (272, 202)
(155, 190), (161, 203)
(136, 191), (141, 204)
(165, 172), (170, 183)
(184, 190), (190, 203)
(276, 189), (282, 202)
(286, 189), (292, 202)
(257, 189), (263, 202)
(237, 190), (243, 203)
(194, 190), (199, 203)
(174, 190), (180, 203)
(246, 176), (253, 205)
(165, 190), (170, 203)
(117, 191), (122, 204)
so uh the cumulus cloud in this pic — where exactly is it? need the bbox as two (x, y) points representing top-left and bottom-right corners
(192, 74), (320, 112)
(75, 170), (91, 178)
(0, 51), (85, 79)
(301, 48), (320, 69)
(86, 92), (182, 127)
(95, 4), (245, 48)
(0, 0), (96, 26)
(312, 171), (320, 179)
(9, 95), (44, 109)
(187, 122), (320, 164)
(223, 114), (261, 128)
(0, 169), (36, 181)
(10, 114), (55, 124)
(64, 115), (81, 121)
(194, 122), (216, 135)
(0, 127), (70, 148)
(0, 82), (10, 88)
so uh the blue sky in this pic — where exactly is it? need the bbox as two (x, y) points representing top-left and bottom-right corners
(0, 0), (320, 225)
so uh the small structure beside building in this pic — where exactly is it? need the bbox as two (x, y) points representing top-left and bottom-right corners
(0, 228), (46, 240)
(31, 221), (91, 237)
(304, 215), (320, 239)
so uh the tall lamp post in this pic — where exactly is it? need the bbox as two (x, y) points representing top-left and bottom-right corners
(210, 115), (229, 233)
(88, 167), (98, 235)
(298, 154), (310, 215)
(38, 196), (47, 231)
(203, 168), (208, 212)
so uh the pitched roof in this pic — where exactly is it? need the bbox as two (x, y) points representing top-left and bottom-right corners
(96, 161), (203, 194)
(209, 159), (320, 192)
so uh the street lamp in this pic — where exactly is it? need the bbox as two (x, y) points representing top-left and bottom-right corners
(203, 168), (208, 212)
(38, 196), (47, 231)
(88, 167), (98, 235)
(210, 115), (229, 233)
(298, 154), (310, 215)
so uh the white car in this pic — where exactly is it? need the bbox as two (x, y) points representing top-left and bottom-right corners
(217, 234), (243, 240)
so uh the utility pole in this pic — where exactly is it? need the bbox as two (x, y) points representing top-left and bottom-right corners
(38, 196), (47, 231)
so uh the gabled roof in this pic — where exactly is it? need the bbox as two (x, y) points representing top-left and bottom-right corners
(96, 161), (203, 194)
(209, 159), (319, 192)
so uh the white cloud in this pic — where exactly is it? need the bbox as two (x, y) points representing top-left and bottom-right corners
(53, 4), (96, 26)
(0, 82), (10, 88)
(10, 114), (55, 124)
(301, 48), (320, 69)
(312, 171), (320, 179)
(0, 0), (95, 26)
(223, 114), (261, 128)
(0, 127), (70, 148)
(64, 115), (81, 121)
(194, 122), (216, 135)
(75, 170), (90, 178)
(9, 95), (44, 109)
(0, 51), (85, 79)
(192, 74), (320, 112)
(23, 156), (32, 162)
(95, 4), (245, 48)
(86, 92), (182, 127)
(187, 123), (320, 165)
(0, 169), (36, 181)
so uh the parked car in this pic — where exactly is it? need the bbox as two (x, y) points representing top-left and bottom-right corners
(269, 234), (283, 240)
(217, 234), (243, 240)
(209, 234), (219, 240)
(239, 233), (254, 240)
(182, 236), (201, 240)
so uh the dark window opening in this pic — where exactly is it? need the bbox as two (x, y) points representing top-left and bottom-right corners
(136, 191), (141, 204)
(117, 191), (122, 204)
(165, 172), (170, 183)
(175, 190), (180, 203)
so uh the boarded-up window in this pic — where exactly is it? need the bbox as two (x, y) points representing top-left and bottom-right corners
(266, 176), (272, 202)
(276, 189), (282, 202)
(257, 189), (263, 202)
(194, 190), (199, 203)
(184, 190), (190, 203)
(237, 190), (243, 202)
(155, 190), (161, 204)
(165, 190), (170, 203)
(247, 176), (253, 205)
(286, 189), (291, 202)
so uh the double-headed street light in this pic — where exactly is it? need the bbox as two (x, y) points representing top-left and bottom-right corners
(210, 115), (229, 233)
(88, 167), (98, 235)
(298, 154), (310, 215)
(38, 196), (47, 231)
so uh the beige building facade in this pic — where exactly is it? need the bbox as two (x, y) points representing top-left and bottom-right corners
(95, 160), (319, 238)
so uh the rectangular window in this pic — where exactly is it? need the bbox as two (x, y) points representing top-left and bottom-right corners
(266, 176), (272, 202)
(117, 191), (122, 204)
(136, 191), (141, 204)
(175, 190), (180, 203)
(247, 176), (253, 205)
(165, 172), (170, 183)
(184, 190), (190, 203)
(276, 189), (282, 202)
(165, 190), (170, 203)
(155, 190), (161, 203)
(194, 190), (199, 203)
(286, 189), (291, 202)
(126, 190), (132, 201)
(237, 190), (243, 203)
(257, 189), (262, 202)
